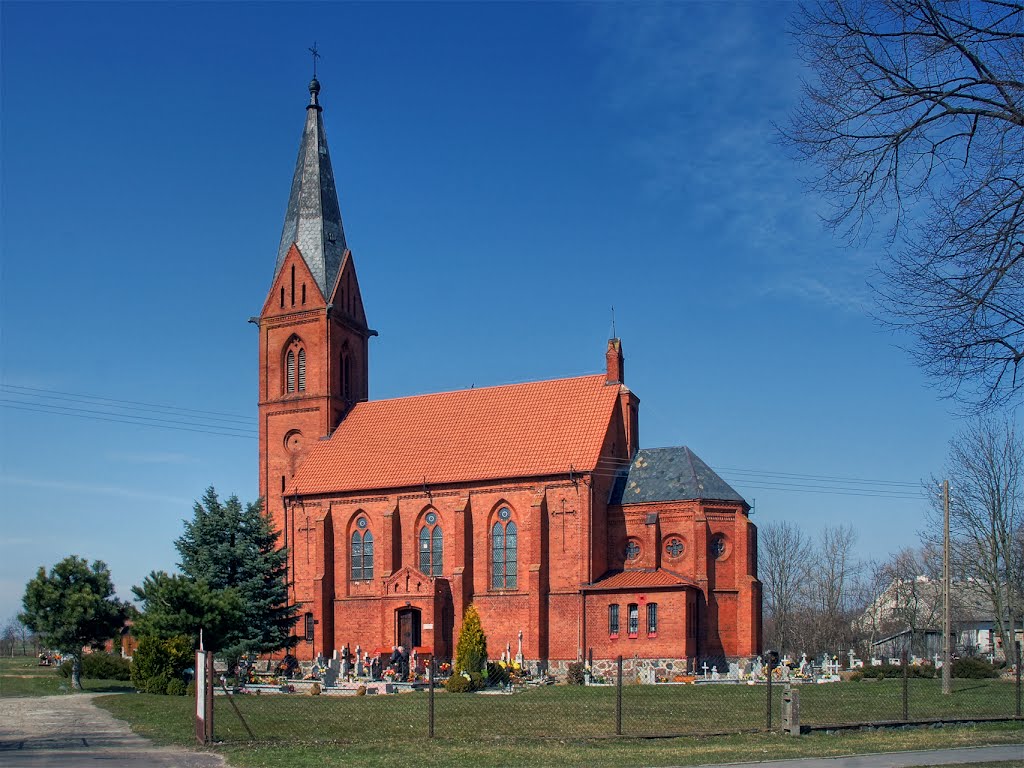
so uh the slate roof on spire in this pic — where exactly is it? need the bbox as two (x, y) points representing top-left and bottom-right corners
(609, 447), (748, 508)
(275, 78), (347, 300)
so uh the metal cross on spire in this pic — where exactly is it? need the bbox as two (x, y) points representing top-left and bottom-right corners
(309, 42), (321, 78)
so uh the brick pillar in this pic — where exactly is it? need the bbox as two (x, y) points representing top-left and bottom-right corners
(528, 491), (548, 665)
(313, 509), (335, 658)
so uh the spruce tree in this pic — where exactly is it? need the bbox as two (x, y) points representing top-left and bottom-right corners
(454, 603), (488, 677)
(174, 487), (297, 663)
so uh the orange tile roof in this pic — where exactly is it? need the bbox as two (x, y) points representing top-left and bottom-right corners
(583, 569), (697, 591)
(293, 374), (621, 495)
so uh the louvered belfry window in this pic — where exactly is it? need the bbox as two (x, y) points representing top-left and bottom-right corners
(286, 350), (296, 393)
(297, 348), (306, 391)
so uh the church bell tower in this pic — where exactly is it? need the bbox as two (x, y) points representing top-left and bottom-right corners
(256, 76), (376, 557)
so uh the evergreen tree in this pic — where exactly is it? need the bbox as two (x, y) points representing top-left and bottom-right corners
(174, 487), (297, 662)
(454, 603), (488, 677)
(20, 556), (130, 689)
(131, 571), (243, 652)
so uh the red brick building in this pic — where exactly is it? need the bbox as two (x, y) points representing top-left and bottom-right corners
(257, 78), (761, 674)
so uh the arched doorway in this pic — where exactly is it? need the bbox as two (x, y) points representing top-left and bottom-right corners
(396, 607), (421, 650)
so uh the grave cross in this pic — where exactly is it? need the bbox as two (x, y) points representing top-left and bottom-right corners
(702, 661), (709, 679)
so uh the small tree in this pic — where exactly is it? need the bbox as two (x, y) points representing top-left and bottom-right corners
(454, 604), (488, 678)
(20, 557), (130, 689)
(132, 571), (244, 652)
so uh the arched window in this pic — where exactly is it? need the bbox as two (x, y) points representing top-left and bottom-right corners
(418, 514), (443, 576)
(284, 337), (305, 395)
(351, 527), (374, 581)
(491, 509), (517, 589)
(340, 347), (353, 402)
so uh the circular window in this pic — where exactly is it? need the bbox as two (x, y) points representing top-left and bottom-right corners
(710, 535), (727, 559)
(357, 517), (368, 529)
(664, 537), (685, 559)
(284, 430), (304, 453)
(425, 512), (437, 525)
(498, 507), (511, 520)
(625, 540), (640, 561)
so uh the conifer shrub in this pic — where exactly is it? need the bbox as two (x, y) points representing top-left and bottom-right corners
(952, 657), (999, 678)
(565, 661), (586, 685)
(453, 604), (488, 689)
(58, 653), (131, 681)
(444, 673), (473, 693)
(130, 635), (193, 694)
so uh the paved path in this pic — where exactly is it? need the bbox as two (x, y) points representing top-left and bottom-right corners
(0, 693), (223, 767)
(690, 744), (1023, 768)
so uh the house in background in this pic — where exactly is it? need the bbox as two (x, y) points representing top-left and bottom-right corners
(859, 576), (1021, 662)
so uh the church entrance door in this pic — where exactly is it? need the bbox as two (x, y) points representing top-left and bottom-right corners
(397, 608), (421, 650)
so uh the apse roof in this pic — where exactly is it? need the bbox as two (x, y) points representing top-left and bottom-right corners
(609, 447), (747, 508)
(292, 375), (623, 495)
(274, 78), (347, 301)
(583, 568), (698, 591)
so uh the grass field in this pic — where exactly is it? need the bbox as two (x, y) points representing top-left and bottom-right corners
(96, 679), (1017, 743)
(92, 688), (1024, 768)
(0, 655), (135, 697)
(91, 679), (1023, 768)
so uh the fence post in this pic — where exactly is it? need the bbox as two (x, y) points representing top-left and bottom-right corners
(781, 683), (800, 736)
(615, 655), (623, 736)
(195, 649), (212, 744)
(901, 649), (909, 721)
(1016, 643), (1021, 718)
(428, 658), (436, 738)
(765, 663), (773, 730)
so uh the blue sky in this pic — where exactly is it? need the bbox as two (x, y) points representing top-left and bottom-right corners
(0, 1), (980, 621)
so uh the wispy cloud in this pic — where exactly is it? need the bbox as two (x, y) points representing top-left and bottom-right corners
(584, 3), (880, 314)
(0, 475), (190, 506)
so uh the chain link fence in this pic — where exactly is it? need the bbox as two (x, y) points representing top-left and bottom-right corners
(201, 654), (1022, 746)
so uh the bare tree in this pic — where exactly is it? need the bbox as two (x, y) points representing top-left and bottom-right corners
(927, 417), (1024, 659)
(784, 1), (1024, 409)
(760, 521), (812, 654)
(805, 524), (862, 652)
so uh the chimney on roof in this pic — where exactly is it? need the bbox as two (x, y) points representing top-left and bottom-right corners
(606, 338), (624, 385)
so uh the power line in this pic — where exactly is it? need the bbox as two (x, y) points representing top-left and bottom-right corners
(0, 401), (256, 439)
(0, 384), (251, 422)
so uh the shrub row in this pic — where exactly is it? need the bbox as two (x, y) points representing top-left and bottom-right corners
(851, 657), (1000, 681)
(58, 653), (132, 681)
(130, 635), (194, 695)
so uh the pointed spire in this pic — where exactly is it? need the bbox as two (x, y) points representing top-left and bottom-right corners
(275, 77), (347, 300)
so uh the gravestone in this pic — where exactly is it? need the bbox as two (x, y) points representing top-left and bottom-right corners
(355, 645), (364, 677)
(728, 662), (740, 680)
(711, 665), (720, 681)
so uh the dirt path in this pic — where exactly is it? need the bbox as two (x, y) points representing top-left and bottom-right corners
(0, 693), (224, 767)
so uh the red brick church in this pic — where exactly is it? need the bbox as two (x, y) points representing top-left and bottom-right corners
(256, 77), (761, 674)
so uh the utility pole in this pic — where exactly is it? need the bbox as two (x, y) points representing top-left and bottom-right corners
(942, 479), (952, 695)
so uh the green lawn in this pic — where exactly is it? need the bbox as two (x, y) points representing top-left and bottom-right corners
(92, 680), (1023, 768)
(0, 655), (135, 697)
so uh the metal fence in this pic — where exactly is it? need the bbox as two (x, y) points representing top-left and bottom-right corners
(200, 654), (1022, 746)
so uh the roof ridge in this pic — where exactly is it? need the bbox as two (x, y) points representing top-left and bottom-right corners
(348, 373), (608, 407)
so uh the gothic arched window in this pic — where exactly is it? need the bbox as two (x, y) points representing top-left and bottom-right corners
(491, 508), (517, 589)
(284, 338), (306, 394)
(351, 525), (374, 581)
(418, 513), (443, 576)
